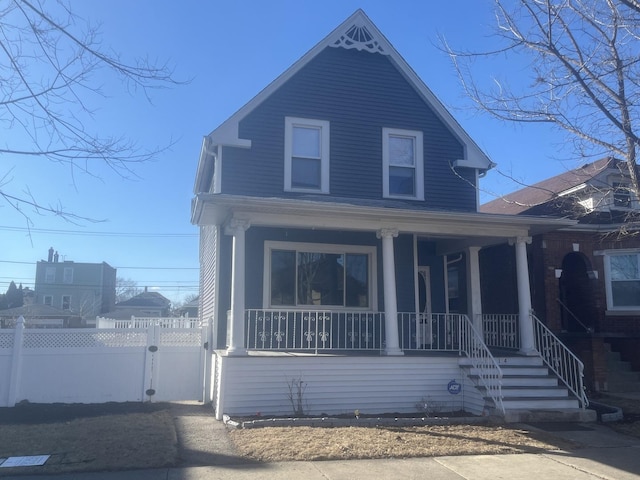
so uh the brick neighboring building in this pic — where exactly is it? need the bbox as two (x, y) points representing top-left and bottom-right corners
(482, 158), (640, 392)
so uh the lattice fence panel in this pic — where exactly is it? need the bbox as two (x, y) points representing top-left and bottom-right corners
(159, 330), (202, 347)
(0, 332), (14, 349)
(23, 330), (148, 349)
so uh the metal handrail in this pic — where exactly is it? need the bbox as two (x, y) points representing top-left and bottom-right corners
(532, 313), (588, 408)
(555, 298), (593, 333)
(459, 315), (504, 414)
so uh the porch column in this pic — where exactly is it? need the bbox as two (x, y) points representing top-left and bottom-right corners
(466, 246), (483, 333)
(377, 228), (403, 356)
(225, 219), (250, 355)
(511, 236), (535, 355)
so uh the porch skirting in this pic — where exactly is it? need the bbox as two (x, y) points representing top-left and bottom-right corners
(212, 353), (485, 420)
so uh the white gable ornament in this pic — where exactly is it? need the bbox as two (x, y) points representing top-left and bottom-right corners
(330, 23), (387, 55)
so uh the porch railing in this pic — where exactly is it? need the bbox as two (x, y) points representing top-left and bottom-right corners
(482, 314), (520, 350)
(245, 310), (472, 353)
(245, 310), (384, 352)
(460, 315), (504, 414)
(532, 314), (588, 408)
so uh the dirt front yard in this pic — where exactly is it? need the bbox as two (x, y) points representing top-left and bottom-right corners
(1, 398), (638, 475)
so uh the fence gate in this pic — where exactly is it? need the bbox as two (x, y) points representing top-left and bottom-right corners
(143, 324), (208, 402)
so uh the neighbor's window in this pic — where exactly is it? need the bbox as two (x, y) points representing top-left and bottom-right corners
(63, 267), (74, 284)
(62, 295), (71, 310)
(383, 128), (424, 200)
(43, 295), (53, 306)
(267, 242), (373, 308)
(613, 182), (632, 208)
(605, 252), (640, 309)
(45, 267), (55, 283)
(284, 117), (330, 193)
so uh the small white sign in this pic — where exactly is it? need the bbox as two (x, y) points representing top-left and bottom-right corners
(0, 455), (50, 468)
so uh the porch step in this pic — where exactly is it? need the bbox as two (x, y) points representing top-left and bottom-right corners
(604, 342), (640, 393)
(462, 354), (592, 422)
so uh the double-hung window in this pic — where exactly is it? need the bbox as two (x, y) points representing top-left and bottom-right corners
(383, 128), (424, 200)
(265, 242), (375, 309)
(603, 251), (640, 310)
(284, 117), (330, 193)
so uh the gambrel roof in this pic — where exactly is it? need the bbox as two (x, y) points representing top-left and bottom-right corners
(195, 9), (493, 194)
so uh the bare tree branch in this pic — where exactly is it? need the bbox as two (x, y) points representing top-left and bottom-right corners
(0, 0), (184, 222)
(444, 0), (640, 226)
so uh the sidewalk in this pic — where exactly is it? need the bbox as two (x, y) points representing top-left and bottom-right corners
(4, 421), (640, 480)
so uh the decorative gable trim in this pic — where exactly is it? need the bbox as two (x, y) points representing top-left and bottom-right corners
(329, 22), (388, 55)
(199, 9), (493, 191)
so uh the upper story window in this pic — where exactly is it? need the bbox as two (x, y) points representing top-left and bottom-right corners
(43, 295), (53, 306)
(603, 251), (640, 310)
(382, 128), (424, 200)
(63, 267), (74, 284)
(45, 267), (55, 283)
(62, 295), (71, 310)
(613, 182), (632, 208)
(284, 117), (330, 193)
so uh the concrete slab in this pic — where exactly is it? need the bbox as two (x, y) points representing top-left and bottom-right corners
(545, 447), (640, 480)
(434, 453), (601, 480)
(311, 458), (465, 479)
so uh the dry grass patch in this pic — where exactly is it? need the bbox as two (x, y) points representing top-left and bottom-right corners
(595, 394), (640, 439)
(0, 409), (178, 475)
(229, 424), (576, 462)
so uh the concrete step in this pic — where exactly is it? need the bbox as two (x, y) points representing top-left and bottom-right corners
(501, 365), (551, 376)
(500, 397), (580, 409)
(494, 356), (544, 367)
(501, 408), (597, 423)
(468, 374), (558, 387)
(479, 385), (569, 398)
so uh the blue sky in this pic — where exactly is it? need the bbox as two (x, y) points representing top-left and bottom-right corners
(1, 1), (568, 304)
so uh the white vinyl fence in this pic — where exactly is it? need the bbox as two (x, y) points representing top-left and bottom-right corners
(1, 317), (208, 407)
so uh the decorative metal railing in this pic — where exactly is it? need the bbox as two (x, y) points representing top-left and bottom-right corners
(245, 310), (384, 353)
(245, 310), (472, 353)
(532, 314), (588, 409)
(398, 313), (465, 351)
(482, 314), (520, 350)
(459, 315), (504, 413)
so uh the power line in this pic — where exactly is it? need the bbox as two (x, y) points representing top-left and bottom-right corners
(0, 260), (198, 270)
(0, 225), (197, 238)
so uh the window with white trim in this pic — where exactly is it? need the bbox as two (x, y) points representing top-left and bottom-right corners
(383, 128), (424, 200)
(284, 117), (330, 193)
(62, 295), (71, 310)
(265, 242), (375, 309)
(604, 251), (640, 310)
(43, 295), (53, 306)
(63, 267), (74, 284)
(45, 267), (55, 283)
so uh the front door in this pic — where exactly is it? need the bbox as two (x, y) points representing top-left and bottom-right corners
(416, 267), (432, 347)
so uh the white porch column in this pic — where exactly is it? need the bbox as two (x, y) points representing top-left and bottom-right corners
(466, 246), (483, 333)
(225, 219), (249, 355)
(511, 236), (535, 355)
(377, 228), (403, 356)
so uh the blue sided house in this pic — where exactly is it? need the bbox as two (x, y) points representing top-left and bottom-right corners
(191, 10), (594, 422)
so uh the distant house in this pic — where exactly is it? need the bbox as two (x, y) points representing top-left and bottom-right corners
(482, 158), (640, 392)
(0, 304), (82, 328)
(34, 248), (116, 321)
(191, 10), (591, 421)
(109, 289), (172, 318)
(175, 296), (199, 318)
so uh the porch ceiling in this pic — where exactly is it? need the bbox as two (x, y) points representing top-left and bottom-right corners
(192, 194), (575, 250)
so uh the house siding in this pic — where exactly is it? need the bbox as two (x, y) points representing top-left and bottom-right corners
(221, 47), (476, 211)
(199, 225), (219, 344)
(216, 354), (484, 417)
